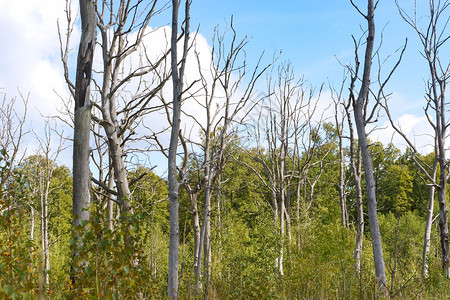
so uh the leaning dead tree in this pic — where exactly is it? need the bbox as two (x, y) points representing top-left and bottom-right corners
(348, 0), (405, 293)
(389, 0), (450, 278)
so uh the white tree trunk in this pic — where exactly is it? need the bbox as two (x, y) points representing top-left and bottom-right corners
(72, 0), (95, 227)
(107, 170), (115, 231)
(353, 167), (364, 274)
(168, 1), (190, 297)
(30, 203), (35, 241)
(71, 0), (96, 285)
(189, 191), (201, 291)
(352, 0), (387, 293)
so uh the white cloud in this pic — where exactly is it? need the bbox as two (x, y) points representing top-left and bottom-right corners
(318, 89), (435, 155)
(373, 114), (434, 154)
(0, 0), (78, 167)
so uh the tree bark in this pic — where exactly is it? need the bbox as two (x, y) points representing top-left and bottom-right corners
(422, 174), (436, 280)
(337, 127), (348, 228)
(71, 0), (95, 285)
(345, 100), (364, 273)
(73, 0), (96, 227)
(168, 1), (190, 298)
(97, 35), (132, 213)
(352, 146), (364, 274)
(40, 172), (51, 287)
(188, 190), (201, 291)
(107, 170), (115, 231)
(351, 0), (387, 293)
(30, 204), (35, 242)
(432, 55), (450, 278)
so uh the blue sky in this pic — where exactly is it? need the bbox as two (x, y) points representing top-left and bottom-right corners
(183, 0), (441, 152)
(183, 0), (432, 116)
(0, 0), (445, 170)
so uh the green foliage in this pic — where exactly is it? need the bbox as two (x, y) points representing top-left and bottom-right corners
(0, 150), (39, 298)
(2, 138), (450, 298)
(378, 164), (414, 214)
(379, 212), (424, 297)
(212, 209), (280, 299)
(283, 220), (370, 299)
(68, 211), (162, 298)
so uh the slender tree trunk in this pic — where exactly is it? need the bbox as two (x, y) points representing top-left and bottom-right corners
(40, 188), (50, 287)
(286, 187), (292, 243)
(354, 109), (387, 292)
(188, 190), (201, 290)
(348, 112), (364, 273)
(196, 214), (205, 292)
(30, 202), (35, 241)
(168, 1), (190, 297)
(436, 171), (450, 277)
(338, 133), (348, 228)
(422, 184), (435, 279)
(295, 179), (302, 250)
(279, 197), (285, 275)
(107, 170), (115, 231)
(353, 165), (364, 273)
(436, 99), (450, 277)
(98, 47), (132, 212)
(352, 0), (387, 293)
(279, 114), (287, 275)
(272, 189), (278, 221)
(110, 138), (132, 213)
(201, 104), (213, 298)
(394, 0), (450, 278)
(216, 177), (223, 279)
(204, 221), (212, 299)
(422, 161), (437, 280)
(203, 186), (212, 299)
(44, 201), (49, 288)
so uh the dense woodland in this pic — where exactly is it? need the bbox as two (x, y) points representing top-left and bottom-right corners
(1, 0), (450, 299)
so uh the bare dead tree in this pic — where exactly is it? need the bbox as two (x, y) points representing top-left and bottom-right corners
(25, 121), (66, 288)
(243, 63), (329, 275)
(0, 93), (28, 184)
(344, 85), (365, 276)
(331, 62), (365, 276)
(348, 0), (407, 293)
(383, 81), (440, 281)
(168, 0), (190, 298)
(391, 0), (450, 278)
(71, 0), (96, 230)
(152, 17), (272, 296)
(89, 121), (118, 230)
(185, 22), (272, 296)
(349, 0), (386, 293)
(330, 78), (350, 229)
(60, 0), (169, 216)
(93, 0), (168, 213)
